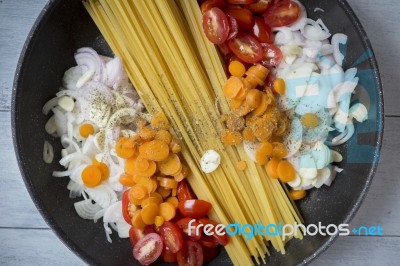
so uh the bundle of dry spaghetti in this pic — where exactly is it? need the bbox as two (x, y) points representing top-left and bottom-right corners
(83, 0), (303, 264)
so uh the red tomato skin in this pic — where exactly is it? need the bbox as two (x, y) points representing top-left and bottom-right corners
(250, 17), (274, 44)
(159, 221), (184, 253)
(200, 0), (227, 13)
(260, 42), (283, 67)
(263, 1), (301, 27)
(161, 246), (178, 263)
(144, 224), (157, 235)
(132, 233), (163, 265)
(226, 14), (238, 40)
(198, 218), (230, 246)
(226, 0), (257, 4)
(122, 190), (132, 225)
(176, 217), (202, 241)
(177, 180), (196, 202)
(227, 33), (263, 63)
(202, 7), (230, 44)
(246, 0), (273, 13)
(129, 227), (145, 246)
(178, 200), (212, 219)
(177, 241), (204, 266)
(199, 235), (219, 248)
(225, 8), (255, 31)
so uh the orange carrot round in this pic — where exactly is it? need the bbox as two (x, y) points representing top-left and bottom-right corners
(139, 140), (170, 162)
(158, 154), (181, 176)
(79, 123), (95, 138)
(166, 197), (179, 209)
(151, 112), (170, 130)
(139, 126), (156, 141)
(141, 203), (159, 225)
(255, 142), (273, 165)
(81, 165), (102, 188)
(119, 173), (135, 187)
(228, 60), (246, 77)
(277, 160), (295, 183)
(158, 177), (179, 189)
(290, 189), (306, 200)
(131, 210), (146, 229)
(223, 76), (245, 99)
(265, 158), (280, 179)
(155, 130), (172, 144)
(159, 202), (176, 221)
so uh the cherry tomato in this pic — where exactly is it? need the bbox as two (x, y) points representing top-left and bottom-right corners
(199, 235), (219, 248)
(264, 1), (300, 27)
(122, 189), (132, 225)
(226, 14), (238, 40)
(161, 246), (177, 263)
(228, 33), (263, 63)
(133, 233), (163, 265)
(177, 180), (196, 202)
(129, 227), (145, 246)
(266, 72), (276, 88)
(177, 241), (203, 266)
(226, 0), (257, 4)
(144, 224), (157, 235)
(200, 0), (227, 13)
(250, 17), (274, 43)
(225, 8), (255, 31)
(202, 7), (230, 44)
(260, 42), (283, 67)
(218, 42), (231, 56)
(247, 0), (273, 13)
(199, 218), (230, 246)
(159, 221), (184, 253)
(202, 247), (220, 263)
(178, 199), (212, 219)
(177, 217), (202, 241)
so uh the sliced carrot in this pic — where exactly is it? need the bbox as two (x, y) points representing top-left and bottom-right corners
(172, 188), (177, 197)
(135, 156), (150, 173)
(265, 158), (280, 179)
(233, 87), (246, 101)
(252, 93), (269, 117)
(251, 117), (273, 142)
(159, 202), (176, 221)
(158, 154), (181, 176)
(166, 197), (179, 209)
(255, 142), (273, 165)
(245, 89), (263, 109)
(79, 123), (95, 138)
(277, 160), (295, 183)
(242, 127), (257, 141)
(170, 138), (182, 154)
(81, 165), (102, 188)
(221, 129), (242, 145)
(155, 130), (172, 144)
(150, 192), (163, 204)
(137, 161), (157, 178)
(131, 210), (146, 229)
(245, 64), (269, 88)
(228, 60), (246, 77)
(141, 203), (159, 225)
(139, 140), (170, 162)
(290, 189), (306, 200)
(233, 103), (252, 117)
(230, 98), (243, 110)
(223, 76), (245, 99)
(236, 161), (247, 171)
(139, 126), (156, 141)
(92, 159), (110, 181)
(158, 177), (178, 189)
(125, 155), (139, 175)
(154, 215), (165, 227)
(137, 176), (156, 193)
(174, 165), (189, 182)
(135, 117), (148, 129)
(273, 78), (286, 95)
(151, 112), (170, 130)
(129, 184), (148, 203)
(150, 179), (158, 193)
(141, 196), (161, 208)
(156, 187), (171, 199)
(119, 173), (135, 187)
(116, 137), (136, 159)
(272, 142), (288, 158)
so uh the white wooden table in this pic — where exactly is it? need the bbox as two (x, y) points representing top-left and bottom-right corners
(0, 0), (399, 265)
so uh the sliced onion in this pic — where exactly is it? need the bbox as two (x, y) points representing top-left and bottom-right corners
(67, 180), (84, 198)
(59, 152), (91, 167)
(52, 169), (73, 177)
(43, 141), (54, 164)
(105, 57), (124, 88)
(302, 22), (331, 41)
(85, 185), (118, 209)
(74, 199), (103, 220)
(103, 201), (123, 223)
(42, 97), (59, 115)
(75, 47), (106, 83)
(331, 122), (355, 146)
(331, 33), (348, 66)
(116, 220), (130, 238)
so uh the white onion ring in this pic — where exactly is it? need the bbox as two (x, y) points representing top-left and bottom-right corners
(331, 33), (348, 66)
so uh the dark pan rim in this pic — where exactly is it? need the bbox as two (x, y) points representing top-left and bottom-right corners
(11, 0), (384, 265)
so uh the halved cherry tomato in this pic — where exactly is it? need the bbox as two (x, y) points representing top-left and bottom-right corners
(122, 189), (132, 225)
(218, 42), (231, 56)
(202, 7), (230, 44)
(159, 221), (184, 253)
(177, 241), (203, 266)
(161, 246), (177, 263)
(199, 218), (230, 246)
(225, 8), (255, 31)
(178, 200), (212, 219)
(250, 17), (274, 43)
(144, 224), (157, 235)
(202, 247), (220, 263)
(176, 217), (202, 241)
(246, 0), (273, 13)
(177, 180), (196, 202)
(228, 33), (263, 63)
(226, 14), (238, 40)
(200, 0), (227, 13)
(264, 1), (300, 27)
(199, 235), (219, 248)
(133, 233), (163, 265)
(129, 227), (145, 246)
(226, 0), (257, 4)
(260, 42), (283, 67)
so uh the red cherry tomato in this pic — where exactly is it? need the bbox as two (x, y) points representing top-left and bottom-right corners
(226, 14), (238, 40)
(226, 0), (257, 4)
(159, 221), (184, 253)
(225, 8), (255, 31)
(199, 235), (219, 248)
(177, 217), (202, 241)
(132, 233), (163, 265)
(247, 0), (273, 13)
(199, 218), (230, 246)
(260, 42), (283, 67)
(161, 246), (177, 263)
(178, 199), (212, 219)
(202, 247), (220, 263)
(200, 0), (227, 13)
(264, 1), (300, 27)
(177, 180), (196, 202)
(177, 241), (204, 266)
(129, 227), (145, 246)
(218, 42), (231, 56)
(228, 33), (263, 63)
(144, 224), (157, 235)
(122, 189), (131, 225)
(266, 72), (276, 88)
(250, 17), (274, 43)
(202, 7), (230, 44)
